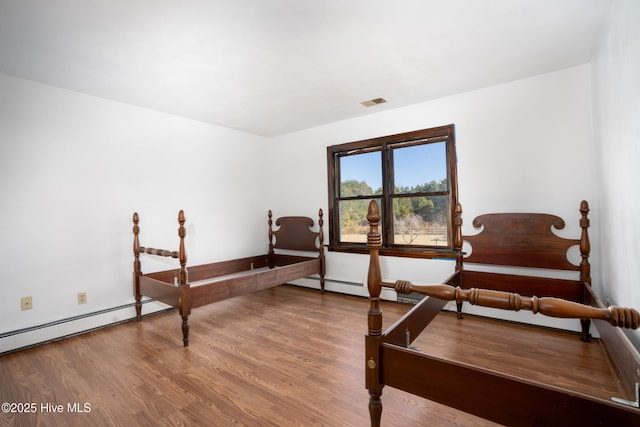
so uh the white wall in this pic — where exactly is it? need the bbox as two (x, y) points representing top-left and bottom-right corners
(269, 64), (599, 330)
(592, 0), (640, 346)
(0, 73), (267, 352)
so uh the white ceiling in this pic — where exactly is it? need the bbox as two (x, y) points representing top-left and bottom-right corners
(0, 0), (608, 137)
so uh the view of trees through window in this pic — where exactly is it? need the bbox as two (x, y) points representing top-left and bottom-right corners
(339, 179), (449, 246)
(328, 125), (457, 255)
(337, 140), (450, 247)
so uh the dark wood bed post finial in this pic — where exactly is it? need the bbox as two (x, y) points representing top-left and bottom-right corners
(177, 210), (191, 347)
(366, 200), (383, 427)
(133, 212), (142, 322)
(267, 210), (274, 269)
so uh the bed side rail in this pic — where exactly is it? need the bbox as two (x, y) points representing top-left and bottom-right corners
(584, 284), (640, 401)
(138, 246), (179, 258)
(389, 280), (639, 330)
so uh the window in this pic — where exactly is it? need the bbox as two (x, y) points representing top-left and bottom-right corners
(327, 125), (458, 258)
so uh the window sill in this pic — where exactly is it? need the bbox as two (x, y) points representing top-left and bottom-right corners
(327, 245), (458, 260)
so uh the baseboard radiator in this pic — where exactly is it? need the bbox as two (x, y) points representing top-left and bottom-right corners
(0, 299), (169, 356)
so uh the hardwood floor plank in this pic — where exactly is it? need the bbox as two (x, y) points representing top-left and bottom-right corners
(1, 285), (623, 426)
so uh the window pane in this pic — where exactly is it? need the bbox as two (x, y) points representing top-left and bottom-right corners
(393, 195), (448, 246)
(340, 151), (382, 197)
(393, 142), (447, 194)
(339, 199), (381, 243)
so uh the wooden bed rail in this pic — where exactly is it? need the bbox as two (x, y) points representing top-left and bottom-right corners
(132, 213), (180, 258)
(138, 247), (179, 258)
(385, 280), (640, 329)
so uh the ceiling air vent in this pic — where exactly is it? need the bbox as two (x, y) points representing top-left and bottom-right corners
(360, 97), (387, 107)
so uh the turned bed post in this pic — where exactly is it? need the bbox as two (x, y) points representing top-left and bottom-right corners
(579, 200), (592, 341)
(177, 210), (192, 347)
(453, 203), (464, 319)
(366, 201), (383, 427)
(318, 208), (326, 294)
(267, 210), (275, 269)
(132, 212), (142, 321)
(579, 200), (591, 285)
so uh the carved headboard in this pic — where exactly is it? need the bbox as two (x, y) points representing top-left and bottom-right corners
(269, 209), (324, 253)
(459, 201), (590, 275)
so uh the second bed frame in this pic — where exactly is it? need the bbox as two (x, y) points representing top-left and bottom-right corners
(133, 209), (325, 346)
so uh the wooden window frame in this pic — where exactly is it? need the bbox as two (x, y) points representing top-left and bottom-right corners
(327, 125), (459, 259)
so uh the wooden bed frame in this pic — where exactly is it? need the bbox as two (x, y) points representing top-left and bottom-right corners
(133, 209), (325, 347)
(365, 200), (640, 426)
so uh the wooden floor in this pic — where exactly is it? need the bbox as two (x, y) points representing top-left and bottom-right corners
(0, 285), (624, 426)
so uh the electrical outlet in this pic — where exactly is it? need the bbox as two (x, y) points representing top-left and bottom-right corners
(21, 296), (33, 311)
(77, 292), (87, 305)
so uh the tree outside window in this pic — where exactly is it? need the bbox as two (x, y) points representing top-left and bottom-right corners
(327, 125), (458, 258)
